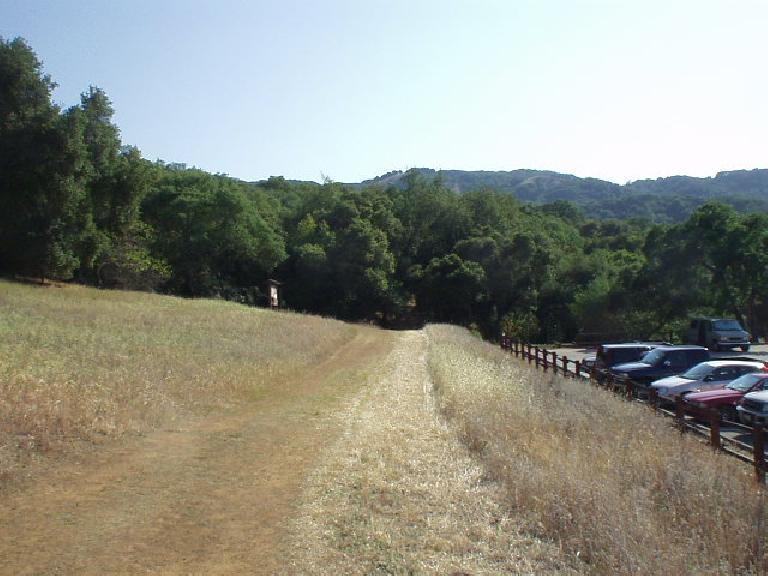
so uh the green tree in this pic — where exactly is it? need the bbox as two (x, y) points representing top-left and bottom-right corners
(143, 171), (286, 296)
(0, 38), (88, 280)
(416, 253), (486, 324)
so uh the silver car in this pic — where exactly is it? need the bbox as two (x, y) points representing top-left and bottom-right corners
(651, 360), (765, 402)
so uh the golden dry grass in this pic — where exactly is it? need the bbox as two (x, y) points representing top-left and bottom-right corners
(0, 280), (356, 481)
(427, 324), (768, 575)
(291, 330), (580, 575)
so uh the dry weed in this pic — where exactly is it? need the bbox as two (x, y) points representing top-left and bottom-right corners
(427, 324), (768, 575)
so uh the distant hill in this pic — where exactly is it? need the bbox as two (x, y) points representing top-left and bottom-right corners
(350, 168), (768, 222)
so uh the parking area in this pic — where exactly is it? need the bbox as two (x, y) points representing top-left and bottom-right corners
(547, 344), (768, 365)
(508, 341), (768, 469)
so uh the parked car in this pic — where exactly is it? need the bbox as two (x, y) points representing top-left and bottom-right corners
(685, 317), (751, 352)
(610, 345), (710, 394)
(651, 360), (766, 404)
(685, 371), (768, 421)
(592, 342), (668, 381)
(581, 353), (596, 372)
(737, 390), (768, 426)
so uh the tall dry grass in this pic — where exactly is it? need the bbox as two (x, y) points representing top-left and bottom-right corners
(427, 324), (767, 575)
(0, 280), (356, 479)
(291, 330), (579, 575)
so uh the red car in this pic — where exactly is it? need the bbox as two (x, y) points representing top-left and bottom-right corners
(684, 372), (768, 421)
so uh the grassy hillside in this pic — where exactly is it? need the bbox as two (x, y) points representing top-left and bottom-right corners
(0, 280), (357, 480)
(427, 324), (767, 575)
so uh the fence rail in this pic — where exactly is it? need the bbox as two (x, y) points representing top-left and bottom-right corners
(499, 335), (767, 484)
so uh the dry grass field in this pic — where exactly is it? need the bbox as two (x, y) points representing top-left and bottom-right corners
(0, 279), (358, 481)
(0, 280), (399, 575)
(3, 280), (766, 574)
(426, 324), (768, 575)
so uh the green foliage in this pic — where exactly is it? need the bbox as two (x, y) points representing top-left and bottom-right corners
(5, 36), (768, 342)
(0, 39), (88, 279)
(142, 170), (286, 296)
(500, 310), (539, 342)
(416, 254), (486, 324)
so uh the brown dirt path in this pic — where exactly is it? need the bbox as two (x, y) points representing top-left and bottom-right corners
(0, 327), (394, 576)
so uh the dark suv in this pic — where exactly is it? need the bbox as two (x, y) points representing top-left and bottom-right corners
(592, 342), (668, 382)
(609, 345), (711, 394)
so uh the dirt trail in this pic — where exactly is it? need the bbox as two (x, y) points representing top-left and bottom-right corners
(289, 330), (576, 575)
(0, 327), (393, 576)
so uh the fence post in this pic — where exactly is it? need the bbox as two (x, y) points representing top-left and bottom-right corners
(709, 408), (721, 450)
(575, 360), (582, 379)
(649, 387), (658, 411)
(675, 396), (686, 433)
(542, 349), (549, 372)
(534, 346), (540, 369)
(562, 356), (568, 376)
(551, 351), (558, 374)
(754, 425), (766, 484)
(527, 344), (533, 364)
(625, 379), (634, 401)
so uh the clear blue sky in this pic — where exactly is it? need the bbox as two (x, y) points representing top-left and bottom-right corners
(2, 0), (767, 184)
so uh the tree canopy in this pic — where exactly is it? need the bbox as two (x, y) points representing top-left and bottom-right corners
(4, 36), (768, 342)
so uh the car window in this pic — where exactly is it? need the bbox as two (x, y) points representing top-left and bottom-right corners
(666, 351), (688, 368)
(741, 366), (760, 375)
(711, 368), (735, 380)
(712, 320), (743, 331)
(728, 373), (764, 391)
(759, 380), (768, 391)
(682, 364), (712, 379)
(686, 350), (708, 363)
(611, 348), (646, 364)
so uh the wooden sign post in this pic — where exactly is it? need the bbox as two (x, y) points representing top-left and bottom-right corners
(266, 279), (281, 309)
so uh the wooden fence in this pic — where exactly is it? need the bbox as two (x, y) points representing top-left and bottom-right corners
(499, 335), (767, 484)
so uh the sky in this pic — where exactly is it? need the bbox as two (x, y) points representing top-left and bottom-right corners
(2, 0), (767, 184)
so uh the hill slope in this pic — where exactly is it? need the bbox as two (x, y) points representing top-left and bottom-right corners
(353, 168), (768, 221)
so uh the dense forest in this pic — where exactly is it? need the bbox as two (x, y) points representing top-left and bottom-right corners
(3, 36), (768, 342)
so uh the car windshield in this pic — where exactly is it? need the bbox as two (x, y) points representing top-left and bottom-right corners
(727, 373), (766, 391)
(680, 364), (712, 380)
(712, 320), (743, 331)
(641, 349), (664, 365)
